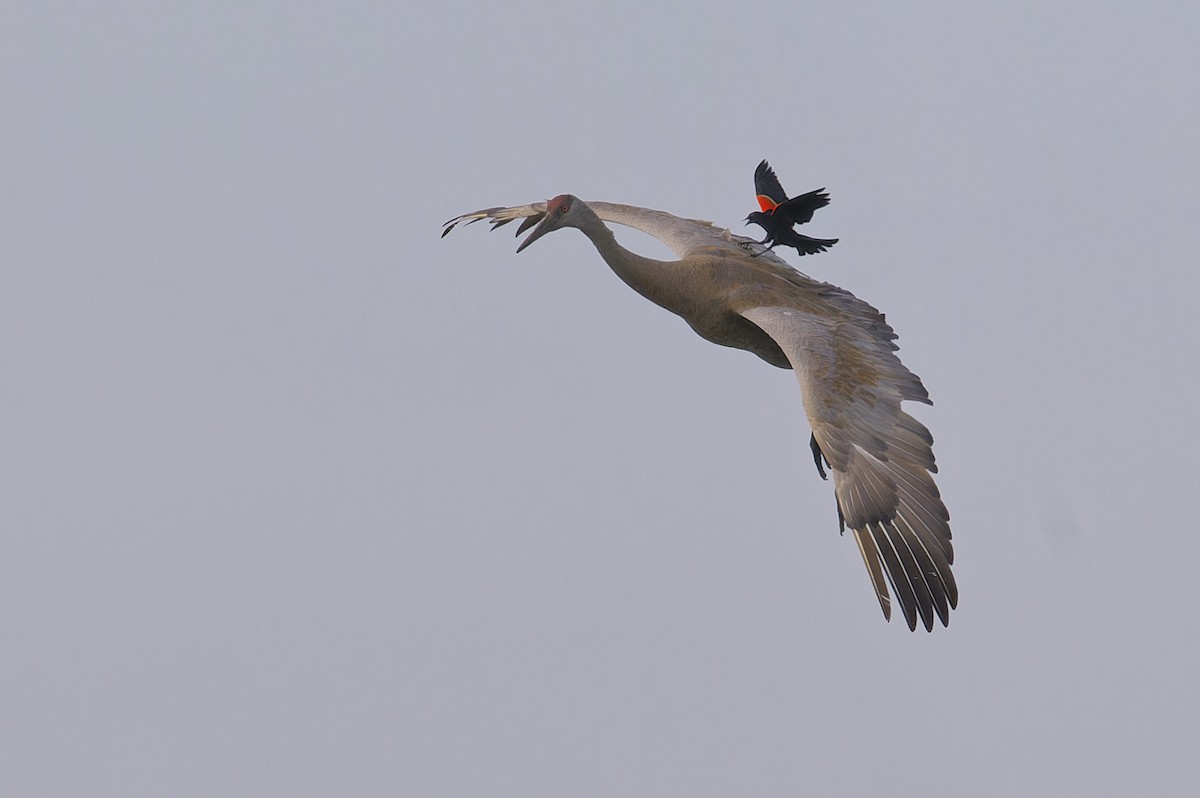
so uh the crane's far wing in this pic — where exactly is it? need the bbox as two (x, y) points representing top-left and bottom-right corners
(584, 201), (777, 261)
(740, 304), (956, 632)
(445, 198), (788, 264)
(442, 202), (549, 239)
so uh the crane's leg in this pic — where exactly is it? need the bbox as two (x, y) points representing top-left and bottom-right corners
(810, 433), (829, 480)
(814, 436), (845, 534)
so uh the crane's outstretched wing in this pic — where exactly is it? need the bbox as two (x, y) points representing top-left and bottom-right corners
(740, 304), (956, 631)
(444, 200), (792, 264)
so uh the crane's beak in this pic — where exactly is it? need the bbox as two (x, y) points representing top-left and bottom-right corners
(516, 214), (557, 253)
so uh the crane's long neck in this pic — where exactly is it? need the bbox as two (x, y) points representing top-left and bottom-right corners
(572, 205), (684, 313)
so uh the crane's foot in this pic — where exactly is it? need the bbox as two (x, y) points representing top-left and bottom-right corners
(810, 434), (829, 480)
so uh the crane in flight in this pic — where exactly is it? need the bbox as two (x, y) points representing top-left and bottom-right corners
(745, 159), (840, 257)
(442, 195), (956, 631)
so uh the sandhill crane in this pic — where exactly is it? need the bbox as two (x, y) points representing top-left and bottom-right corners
(745, 160), (839, 257)
(442, 195), (956, 631)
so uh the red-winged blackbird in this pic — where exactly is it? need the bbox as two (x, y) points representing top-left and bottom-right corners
(745, 160), (839, 257)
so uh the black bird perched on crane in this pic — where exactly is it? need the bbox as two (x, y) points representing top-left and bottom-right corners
(745, 160), (839, 257)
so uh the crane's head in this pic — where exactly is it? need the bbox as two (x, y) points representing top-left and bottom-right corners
(516, 194), (581, 253)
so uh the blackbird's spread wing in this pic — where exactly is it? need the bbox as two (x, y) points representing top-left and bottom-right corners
(778, 188), (831, 225)
(754, 160), (789, 211)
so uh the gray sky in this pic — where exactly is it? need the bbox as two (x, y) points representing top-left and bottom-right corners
(3, 2), (1198, 795)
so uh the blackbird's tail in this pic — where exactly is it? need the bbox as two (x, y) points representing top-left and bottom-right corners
(781, 232), (839, 256)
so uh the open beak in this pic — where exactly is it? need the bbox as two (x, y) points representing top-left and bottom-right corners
(515, 213), (556, 253)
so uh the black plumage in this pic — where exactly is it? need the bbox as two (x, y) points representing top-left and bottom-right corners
(745, 160), (839, 257)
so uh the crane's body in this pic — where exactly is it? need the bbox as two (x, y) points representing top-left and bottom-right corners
(442, 194), (955, 631)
